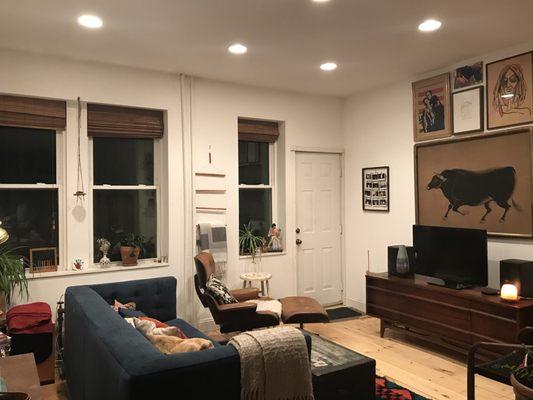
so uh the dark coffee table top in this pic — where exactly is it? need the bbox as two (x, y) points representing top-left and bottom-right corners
(306, 331), (375, 376)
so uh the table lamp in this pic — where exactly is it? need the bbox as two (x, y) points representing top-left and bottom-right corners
(500, 283), (519, 302)
(0, 221), (8, 245)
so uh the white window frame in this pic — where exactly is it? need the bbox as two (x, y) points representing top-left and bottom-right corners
(0, 129), (65, 269)
(238, 141), (278, 231)
(89, 137), (162, 265)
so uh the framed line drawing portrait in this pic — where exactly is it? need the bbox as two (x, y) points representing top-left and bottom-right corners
(362, 166), (389, 212)
(453, 86), (484, 134)
(412, 73), (452, 142)
(415, 128), (533, 238)
(486, 52), (533, 130)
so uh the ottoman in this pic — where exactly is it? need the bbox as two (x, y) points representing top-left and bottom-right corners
(281, 296), (329, 328)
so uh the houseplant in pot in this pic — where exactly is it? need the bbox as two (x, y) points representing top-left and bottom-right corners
(509, 348), (533, 400)
(0, 244), (29, 317)
(239, 223), (265, 272)
(119, 233), (144, 266)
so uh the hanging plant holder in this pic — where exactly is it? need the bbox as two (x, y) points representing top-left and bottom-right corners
(74, 97), (87, 202)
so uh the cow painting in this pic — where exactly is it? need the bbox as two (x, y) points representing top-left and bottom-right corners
(427, 167), (519, 222)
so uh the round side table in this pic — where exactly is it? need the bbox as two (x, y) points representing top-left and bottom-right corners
(240, 272), (272, 297)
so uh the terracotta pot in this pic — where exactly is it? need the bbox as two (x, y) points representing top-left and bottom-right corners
(120, 246), (140, 266)
(511, 372), (533, 400)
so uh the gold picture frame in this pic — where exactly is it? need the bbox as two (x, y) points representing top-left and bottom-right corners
(412, 73), (452, 142)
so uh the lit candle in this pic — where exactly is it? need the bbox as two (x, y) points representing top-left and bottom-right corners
(501, 283), (518, 302)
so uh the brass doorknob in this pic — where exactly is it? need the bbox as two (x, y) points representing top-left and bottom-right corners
(296, 239), (302, 245)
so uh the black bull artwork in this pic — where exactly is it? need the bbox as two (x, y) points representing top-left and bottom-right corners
(427, 167), (519, 222)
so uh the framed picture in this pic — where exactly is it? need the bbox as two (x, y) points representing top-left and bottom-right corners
(453, 61), (483, 90)
(412, 73), (452, 142)
(29, 247), (58, 273)
(414, 128), (533, 237)
(453, 86), (484, 134)
(362, 166), (389, 212)
(486, 52), (533, 130)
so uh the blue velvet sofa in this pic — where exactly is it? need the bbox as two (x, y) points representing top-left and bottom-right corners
(64, 276), (311, 400)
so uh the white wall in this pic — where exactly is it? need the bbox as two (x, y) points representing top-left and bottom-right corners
(343, 40), (533, 310)
(191, 78), (343, 327)
(0, 49), (343, 323)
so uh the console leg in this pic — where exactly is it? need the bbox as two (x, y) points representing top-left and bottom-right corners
(380, 320), (387, 338)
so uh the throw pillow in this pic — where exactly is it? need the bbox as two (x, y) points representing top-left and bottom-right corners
(206, 276), (238, 304)
(113, 300), (137, 312)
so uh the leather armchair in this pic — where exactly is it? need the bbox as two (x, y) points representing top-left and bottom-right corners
(194, 252), (280, 333)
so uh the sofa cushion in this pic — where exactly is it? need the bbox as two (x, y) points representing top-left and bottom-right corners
(165, 318), (220, 348)
(119, 308), (146, 318)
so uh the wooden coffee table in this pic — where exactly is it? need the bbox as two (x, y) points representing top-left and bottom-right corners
(307, 332), (375, 400)
(0, 353), (43, 400)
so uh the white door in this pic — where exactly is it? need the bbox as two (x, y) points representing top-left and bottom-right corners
(295, 152), (342, 305)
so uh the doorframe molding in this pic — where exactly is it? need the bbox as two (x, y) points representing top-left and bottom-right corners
(294, 148), (346, 306)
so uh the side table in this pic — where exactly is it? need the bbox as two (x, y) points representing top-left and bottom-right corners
(0, 353), (43, 400)
(240, 272), (272, 297)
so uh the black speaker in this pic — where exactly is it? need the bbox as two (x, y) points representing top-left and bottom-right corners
(388, 245), (415, 277)
(500, 259), (533, 297)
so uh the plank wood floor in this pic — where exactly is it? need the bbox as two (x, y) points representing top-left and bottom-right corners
(305, 316), (513, 400)
(41, 315), (514, 400)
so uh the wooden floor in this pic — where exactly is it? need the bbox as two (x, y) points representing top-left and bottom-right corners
(41, 316), (514, 400)
(305, 316), (513, 400)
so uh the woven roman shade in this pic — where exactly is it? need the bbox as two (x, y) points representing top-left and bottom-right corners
(238, 118), (279, 143)
(87, 103), (164, 138)
(0, 94), (66, 130)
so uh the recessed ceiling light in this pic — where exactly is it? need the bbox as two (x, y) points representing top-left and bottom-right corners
(320, 62), (337, 71)
(418, 19), (442, 32)
(312, 0), (331, 3)
(78, 15), (103, 29)
(228, 43), (247, 55)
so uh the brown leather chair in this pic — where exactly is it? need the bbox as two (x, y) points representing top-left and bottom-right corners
(194, 252), (280, 333)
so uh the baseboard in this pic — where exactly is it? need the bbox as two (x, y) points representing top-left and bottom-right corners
(344, 298), (366, 314)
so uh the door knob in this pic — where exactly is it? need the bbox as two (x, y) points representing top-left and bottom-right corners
(296, 228), (301, 234)
(296, 239), (302, 245)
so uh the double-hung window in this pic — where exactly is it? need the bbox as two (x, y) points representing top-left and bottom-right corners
(89, 103), (163, 263)
(238, 119), (279, 240)
(0, 126), (61, 264)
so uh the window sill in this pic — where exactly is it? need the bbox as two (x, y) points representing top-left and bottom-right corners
(239, 251), (286, 260)
(26, 261), (170, 280)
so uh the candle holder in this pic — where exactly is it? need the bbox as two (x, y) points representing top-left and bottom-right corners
(500, 283), (519, 302)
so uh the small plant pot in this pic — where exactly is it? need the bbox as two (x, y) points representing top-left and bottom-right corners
(120, 246), (140, 266)
(512, 372), (533, 400)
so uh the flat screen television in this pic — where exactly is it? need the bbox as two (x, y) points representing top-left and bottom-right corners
(413, 225), (488, 289)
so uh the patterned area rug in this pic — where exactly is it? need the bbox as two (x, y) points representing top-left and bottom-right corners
(376, 377), (429, 400)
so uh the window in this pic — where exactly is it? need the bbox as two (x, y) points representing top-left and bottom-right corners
(92, 137), (158, 262)
(238, 140), (274, 238)
(0, 126), (60, 264)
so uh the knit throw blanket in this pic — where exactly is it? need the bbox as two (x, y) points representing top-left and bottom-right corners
(229, 326), (314, 400)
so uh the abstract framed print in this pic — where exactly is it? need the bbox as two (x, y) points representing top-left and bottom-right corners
(453, 86), (484, 134)
(453, 61), (483, 90)
(486, 52), (533, 130)
(412, 73), (452, 142)
(362, 166), (389, 212)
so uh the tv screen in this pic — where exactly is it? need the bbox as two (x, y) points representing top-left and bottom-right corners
(413, 225), (488, 287)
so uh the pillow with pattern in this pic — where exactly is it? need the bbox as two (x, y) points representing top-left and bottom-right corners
(206, 276), (238, 304)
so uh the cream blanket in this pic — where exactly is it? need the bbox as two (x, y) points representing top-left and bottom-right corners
(245, 299), (282, 319)
(229, 326), (314, 400)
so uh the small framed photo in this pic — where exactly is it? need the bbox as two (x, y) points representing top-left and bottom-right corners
(453, 62), (483, 90)
(453, 86), (484, 134)
(362, 166), (389, 212)
(486, 52), (533, 130)
(412, 73), (452, 142)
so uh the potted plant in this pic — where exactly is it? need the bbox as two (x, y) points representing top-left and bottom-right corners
(239, 223), (265, 264)
(509, 348), (533, 400)
(0, 245), (29, 316)
(119, 233), (144, 266)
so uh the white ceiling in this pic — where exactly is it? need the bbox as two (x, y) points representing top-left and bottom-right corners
(1, 0), (533, 97)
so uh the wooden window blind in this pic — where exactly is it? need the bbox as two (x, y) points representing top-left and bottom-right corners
(0, 94), (66, 130)
(238, 118), (279, 143)
(87, 103), (164, 139)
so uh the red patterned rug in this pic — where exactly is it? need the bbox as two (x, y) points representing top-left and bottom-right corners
(376, 376), (429, 400)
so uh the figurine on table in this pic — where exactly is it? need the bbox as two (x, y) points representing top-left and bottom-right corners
(267, 223), (282, 252)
